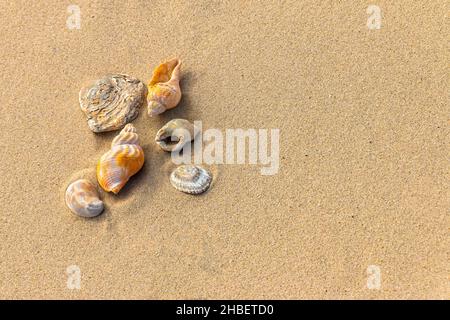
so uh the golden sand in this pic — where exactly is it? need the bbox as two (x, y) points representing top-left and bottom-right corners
(0, 1), (448, 299)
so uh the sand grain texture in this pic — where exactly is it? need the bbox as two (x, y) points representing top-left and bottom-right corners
(0, 0), (448, 299)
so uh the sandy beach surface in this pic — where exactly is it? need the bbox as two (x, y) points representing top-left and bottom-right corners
(0, 1), (448, 299)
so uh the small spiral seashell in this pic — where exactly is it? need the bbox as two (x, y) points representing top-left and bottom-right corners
(111, 122), (139, 146)
(97, 124), (144, 194)
(170, 165), (212, 194)
(80, 74), (146, 132)
(65, 179), (104, 218)
(155, 119), (199, 152)
(147, 58), (182, 116)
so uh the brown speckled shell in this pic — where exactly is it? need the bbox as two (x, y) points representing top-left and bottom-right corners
(80, 74), (146, 132)
(155, 119), (199, 152)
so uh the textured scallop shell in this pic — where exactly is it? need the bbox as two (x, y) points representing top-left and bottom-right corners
(80, 74), (146, 132)
(96, 124), (144, 194)
(170, 165), (212, 194)
(147, 58), (182, 116)
(155, 119), (199, 152)
(65, 179), (104, 217)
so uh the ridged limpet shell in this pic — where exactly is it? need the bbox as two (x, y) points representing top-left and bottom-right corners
(65, 179), (104, 217)
(79, 74), (146, 132)
(170, 165), (212, 194)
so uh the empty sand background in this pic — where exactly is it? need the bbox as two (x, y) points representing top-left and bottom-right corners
(0, 0), (448, 299)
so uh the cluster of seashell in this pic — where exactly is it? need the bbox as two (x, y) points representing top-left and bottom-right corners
(66, 58), (212, 218)
(155, 119), (210, 194)
(147, 59), (212, 194)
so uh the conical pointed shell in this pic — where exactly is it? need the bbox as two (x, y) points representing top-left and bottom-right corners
(155, 119), (199, 152)
(96, 124), (144, 194)
(170, 165), (212, 194)
(65, 179), (104, 217)
(147, 58), (182, 116)
(111, 123), (139, 147)
(80, 74), (146, 132)
(97, 145), (144, 194)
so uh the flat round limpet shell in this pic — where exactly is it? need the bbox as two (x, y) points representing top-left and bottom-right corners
(170, 165), (212, 195)
(147, 58), (182, 116)
(79, 74), (146, 132)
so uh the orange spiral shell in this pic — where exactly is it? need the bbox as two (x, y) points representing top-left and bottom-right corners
(96, 124), (144, 194)
(147, 58), (182, 116)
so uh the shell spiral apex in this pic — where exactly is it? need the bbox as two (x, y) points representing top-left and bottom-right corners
(79, 74), (146, 132)
(147, 58), (182, 116)
(170, 165), (212, 194)
(96, 124), (145, 194)
(111, 123), (139, 147)
(65, 179), (104, 218)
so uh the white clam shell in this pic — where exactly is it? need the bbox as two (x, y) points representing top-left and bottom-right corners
(155, 119), (199, 152)
(170, 165), (212, 194)
(65, 179), (104, 217)
(79, 74), (146, 132)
